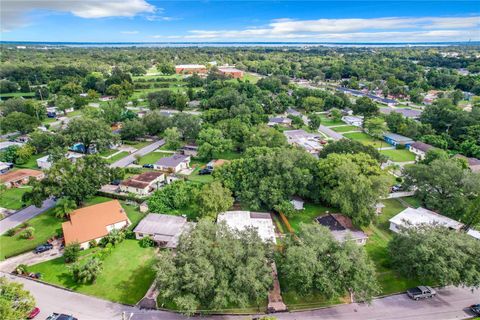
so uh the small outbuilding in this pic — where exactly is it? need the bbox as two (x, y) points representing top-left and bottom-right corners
(133, 213), (192, 248)
(217, 211), (276, 244)
(315, 213), (368, 245)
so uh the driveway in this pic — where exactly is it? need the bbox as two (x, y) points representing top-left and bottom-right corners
(0, 198), (56, 235)
(318, 125), (344, 141)
(110, 139), (165, 168)
(2, 273), (478, 320)
(0, 239), (63, 272)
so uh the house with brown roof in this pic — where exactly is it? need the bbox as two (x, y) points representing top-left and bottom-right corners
(455, 155), (480, 173)
(119, 171), (165, 196)
(0, 169), (44, 188)
(62, 200), (130, 249)
(409, 141), (434, 161)
(315, 213), (368, 245)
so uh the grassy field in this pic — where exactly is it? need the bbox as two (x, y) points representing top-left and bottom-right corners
(138, 151), (172, 165)
(0, 186), (31, 210)
(15, 153), (46, 170)
(343, 132), (384, 147)
(122, 140), (152, 150)
(331, 125), (362, 133)
(105, 151), (129, 164)
(187, 167), (214, 184)
(401, 196), (422, 208)
(380, 149), (416, 162)
(0, 92), (35, 98)
(0, 207), (62, 260)
(28, 240), (156, 305)
(99, 148), (119, 157)
(319, 115), (345, 127)
(287, 202), (332, 233)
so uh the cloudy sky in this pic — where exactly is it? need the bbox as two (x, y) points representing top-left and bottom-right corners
(1, 1), (479, 42)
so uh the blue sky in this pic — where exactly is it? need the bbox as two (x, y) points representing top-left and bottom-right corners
(1, 1), (479, 42)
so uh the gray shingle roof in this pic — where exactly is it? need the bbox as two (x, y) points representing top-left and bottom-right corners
(155, 154), (190, 167)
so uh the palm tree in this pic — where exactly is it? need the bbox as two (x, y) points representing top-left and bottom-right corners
(54, 197), (77, 219)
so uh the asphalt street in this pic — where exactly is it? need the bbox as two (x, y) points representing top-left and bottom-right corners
(3, 273), (478, 320)
(0, 198), (56, 235)
(110, 139), (165, 168)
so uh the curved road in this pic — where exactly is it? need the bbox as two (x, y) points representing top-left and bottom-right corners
(3, 273), (478, 320)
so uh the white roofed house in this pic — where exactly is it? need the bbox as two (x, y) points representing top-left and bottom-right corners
(154, 154), (190, 173)
(389, 207), (464, 233)
(217, 211), (276, 244)
(284, 129), (324, 157)
(341, 115), (363, 127)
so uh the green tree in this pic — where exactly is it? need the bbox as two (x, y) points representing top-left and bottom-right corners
(364, 117), (387, 148)
(308, 113), (322, 131)
(389, 225), (480, 287)
(197, 128), (233, 160)
(55, 95), (74, 115)
(280, 224), (379, 302)
(157, 63), (175, 75)
(63, 118), (118, 154)
(0, 277), (36, 320)
(319, 139), (386, 163)
(0, 112), (39, 134)
(196, 181), (234, 219)
(120, 119), (146, 141)
(14, 144), (35, 165)
(329, 108), (342, 121)
(54, 197), (77, 219)
(164, 127), (182, 150)
(71, 257), (103, 284)
(155, 220), (273, 316)
(353, 97), (378, 123)
(302, 96), (325, 112)
(64, 242), (81, 263)
(148, 181), (196, 213)
(243, 124), (287, 149)
(173, 93), (188, 112)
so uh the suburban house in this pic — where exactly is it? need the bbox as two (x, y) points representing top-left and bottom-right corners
(285, 108), (302, 117)
(133, 213), (192, 248)
(218, 67), (244, 78)
(119, 171), (165, 196)
(267, 117), (292, 127)
(36, 152), (85, 170)
(0, 141), (23, 151)
(284, 129), (324, 156)
(389, 207), (464, 233)
(62, 200), (131, 249)
(341, 115), (363, 127)
(383, 132), (414, 148)
(175, 64), (207, 74)
(181, 144), (199, 157)
(154, 154), (190, 173)
(0, 161), (13, 174)
(0, 169), (44, 188)
(379, 107), (422, 119)
(409, 141), (434, 161)
(217, 211), (276, 244)
(454, 155), (480, 173)
(315, 213), (369, 245)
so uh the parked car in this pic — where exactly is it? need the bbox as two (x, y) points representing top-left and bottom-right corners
(27, 307), (40, 319)
(46, 313), (78, 320)
(28, 272), (42, 279)
(34, 243), (53, 254)
(407, 286), (436, 300)
(198, 168), (212, 175)
(391, 185), (402, 192)
(111, 179), (121, 185)
(142, 164), (154, 169)
(470, 304), (480, 316)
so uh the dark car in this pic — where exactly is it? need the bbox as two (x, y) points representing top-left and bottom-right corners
(34, 243), (53, 254)
(391, 185), (402, 192)
(470, 304), (480, 316)
(143, 164), (154, 169)
(46, 313), (78, 320)
(198, 168), (213, 175)
(111, 179), (121, 185)
(27, 307), (40, 319)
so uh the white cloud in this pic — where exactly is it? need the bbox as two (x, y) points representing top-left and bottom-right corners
(180, 16), (480, 42)
(1, 0), (156, 31)
(121, 31), (139, 35)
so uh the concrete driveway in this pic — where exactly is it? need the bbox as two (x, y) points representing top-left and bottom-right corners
(0, 198), (56, 235)
(110, 139), (165, 168)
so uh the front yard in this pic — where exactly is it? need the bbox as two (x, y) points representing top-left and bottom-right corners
(379, 149), (416, 162)
(105, 151), (129, 164)
(138, 151), (172, 165)
(331, 125), (361, 133)
(28, 239), (156, 305)
(0, 186), (31, 210)
(343, 132), (384, 147)
(15, 153), (46, 170)
(287, 202), (332, 233)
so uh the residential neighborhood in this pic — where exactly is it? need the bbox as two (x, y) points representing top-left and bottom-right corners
(0, 2), (480, 319)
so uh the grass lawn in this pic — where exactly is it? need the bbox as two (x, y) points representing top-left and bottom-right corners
(15, 153), (46, 170)
(99, 148), (118, 157)
(138, 151), (172, 165)
(401, 196), (422, 208)
(0, 92), (35, 98)
(187, 167), (214, 184)
(0, 207), (62, 260)
(343, 132), (384, 147)
(213, 150), (243, 160)
(319, 115), (345, 127)
(380, 149), (416, 162)
(287, 203), (332, 233)
(123, 140), (152, 150)
(105, 151), (129, 164)
(280, 284), (343, 311)
(0, 186), (31, 210)
(28, 240), (156, 305)
(331, 125), (361, 133)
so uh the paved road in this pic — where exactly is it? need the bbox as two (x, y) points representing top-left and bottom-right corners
(110, 139), (165, 168)
(2, 273), (478, 320)
(0, 198), (56, 235)
(318, 125), (344, 141)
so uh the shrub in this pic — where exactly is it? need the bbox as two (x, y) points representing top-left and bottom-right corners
(64, 242), (81, 263)
(19, 222), (29, 229)
(396, 144), (406, 150)
(6, 228), (16, 237)
(71, 257), (102, 284)
(88, 239), (98, 248)
(124, 230), (136, 239)
(139, 236), (155, 248)
(15, 264), (28, 275)
(274, 200), (297, 217)
(20, 227), (35, 239)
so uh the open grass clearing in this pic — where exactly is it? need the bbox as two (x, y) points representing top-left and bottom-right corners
(331, 125), (361, 133)
(28, 239), (156, 305)
(0, 186), (31, 210)
(105, 151), (129, 164)
(319, 115), (345, 127)
(122, 140), (152, 150)
(0, 92), (35, 98)
(343, 132), (384, 147)
(287, 202), (332, 233)
(380, 149), (416, 162)
(15, 153), (46, 170)
(138, 151), (172, 165)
